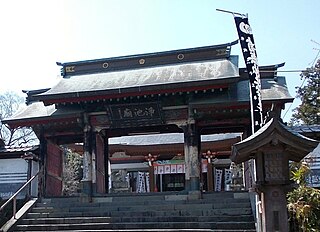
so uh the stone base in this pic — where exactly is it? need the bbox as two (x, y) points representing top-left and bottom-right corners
(80, 180), (92, 203)
(187, 190), (201, 200)
(262, 185), (289, 232)
(185, 177), (200, 192)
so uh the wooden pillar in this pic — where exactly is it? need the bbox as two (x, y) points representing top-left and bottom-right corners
(92, 131), (107, 195)
(183, 122), (201, 192)
(149, 165), (155, 192)
(81, 122), (93, 202)
(39, 127), (46, 198)
(103, 133), (109, 194)
(91, 131), (97, 194)
(207, 162), (213, 192)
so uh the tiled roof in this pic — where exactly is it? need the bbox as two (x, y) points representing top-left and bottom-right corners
(190, 76), (292, 106)
(291, 125), (320, 134)
(232, 118), (319, 163)
(0, 145), (39, 153)
(34, 59), (239, 103)
(109, 133), (241, 146)
(0, 145), (39, 158)
(2, 43), (293, 125)
(2, 102), (83, 124)
(6, 102), (56, 121)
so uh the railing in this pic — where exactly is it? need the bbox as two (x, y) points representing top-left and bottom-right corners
(0, 172), (39, 219)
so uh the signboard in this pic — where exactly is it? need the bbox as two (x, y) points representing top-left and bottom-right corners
(154, 161), (185, 175)
(109, 102), (163, 128)
(153, 160), (208, 174)
(307, 169), (320, 188)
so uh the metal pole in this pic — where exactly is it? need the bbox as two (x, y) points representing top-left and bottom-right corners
(216, 9), (263, 231)
(160, 174), (163, 192)
(13, 197), (17, 219)
(216, 9), (246, 17)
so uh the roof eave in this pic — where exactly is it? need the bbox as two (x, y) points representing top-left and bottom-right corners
(231, 118), (319, 163)
(37, 76), (240, 105)
(3, 113), (82, 128)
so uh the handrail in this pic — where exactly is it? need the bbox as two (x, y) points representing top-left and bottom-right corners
(0, 172), (39, 219)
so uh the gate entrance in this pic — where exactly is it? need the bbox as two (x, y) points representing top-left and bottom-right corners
(3, 41), (293, 198)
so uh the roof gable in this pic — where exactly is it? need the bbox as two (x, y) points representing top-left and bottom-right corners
(231, 118), (319, 163)
(58, 41), (237, 77)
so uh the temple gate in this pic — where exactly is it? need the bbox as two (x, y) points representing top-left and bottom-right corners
(3, 41), (294, 200)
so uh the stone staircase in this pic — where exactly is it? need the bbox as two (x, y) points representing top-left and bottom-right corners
(13, 192), (256, 232)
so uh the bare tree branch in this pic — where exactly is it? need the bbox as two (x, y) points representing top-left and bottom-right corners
(0, 91), (39, 147)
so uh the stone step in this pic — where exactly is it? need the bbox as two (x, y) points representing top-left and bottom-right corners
(40, 192), (248, 205)
(32, 202), (250, 214)
(37, 198), (250, 209)
(202, 192), (248, 198)
(26, 207), (253, 219)
(37, 197), (249, 205)
(14, 221), (256, 231)
(20, 217), (113, 225)
(42, 195), (166, 204)
(13, 192), (255, 231)
(13, 229), (256, 232)
(21, 215), (254, 225)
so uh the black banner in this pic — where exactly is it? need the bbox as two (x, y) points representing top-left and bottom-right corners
(234, 16), (263, 133)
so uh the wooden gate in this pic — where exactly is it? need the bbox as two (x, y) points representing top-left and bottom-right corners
(45, 141), (63, 196)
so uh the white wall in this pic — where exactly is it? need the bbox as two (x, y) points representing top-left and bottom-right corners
(0, 158), (37, 199)
(30, 160), (39, 197)
(0, 159), (28, 184)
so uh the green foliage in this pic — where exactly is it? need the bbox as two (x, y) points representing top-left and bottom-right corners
(290, 162), (310, 185)
(62, 149), (83, 196)
(287, 162), (320, 231)
(291, 59), (320, 125)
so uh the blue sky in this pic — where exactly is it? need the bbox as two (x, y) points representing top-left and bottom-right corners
(0, 0), (319, 122)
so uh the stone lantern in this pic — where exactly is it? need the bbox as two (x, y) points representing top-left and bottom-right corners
(231, 118), (319, 232)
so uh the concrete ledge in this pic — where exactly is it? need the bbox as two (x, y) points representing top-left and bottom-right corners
(0, 198), (37, 232)
(234, 192), (249, 199)
(92, 197), (113, 203)
(165, 195), (188, 201)
(187, 191), (201, 200)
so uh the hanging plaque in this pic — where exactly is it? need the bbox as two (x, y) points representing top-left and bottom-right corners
(109, 102), (163, 128)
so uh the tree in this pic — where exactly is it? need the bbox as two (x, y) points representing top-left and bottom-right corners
(62, 148), (83, 196)
(287, 161), (320, 231)
(0, 91), (38, 146)
(291, 59), (320, 125)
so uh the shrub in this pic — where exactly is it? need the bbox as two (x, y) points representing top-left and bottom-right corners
(287, 162), (320, 231)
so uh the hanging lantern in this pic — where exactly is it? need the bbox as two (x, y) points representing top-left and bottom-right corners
(144, 153), (158, 166)
(202, 150), (217, 164)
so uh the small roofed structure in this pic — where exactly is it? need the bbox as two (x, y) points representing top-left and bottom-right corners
(231, 118), (318, 232)
(231, 118), (319, 164)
